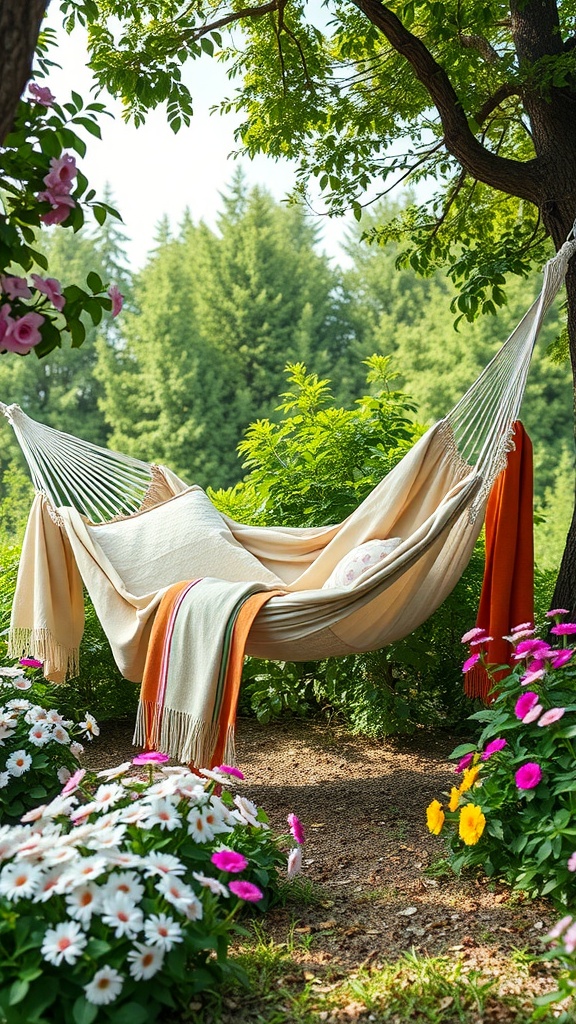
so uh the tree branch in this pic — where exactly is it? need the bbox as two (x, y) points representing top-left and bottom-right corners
(0, 0), (49, 145)
(349, 0), (543, 203)
(177, 0), (284, 45)
(474, 83), (522, 126)
(458, 31), (500, 64)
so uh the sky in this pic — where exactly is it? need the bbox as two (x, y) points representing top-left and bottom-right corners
(45, 11), (356, 271)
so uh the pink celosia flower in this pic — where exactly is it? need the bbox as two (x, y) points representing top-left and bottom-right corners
(550, 648), (574, 669)
(455, 753), (474, 774)
(568, 853), (576, 873)
(108, 285), (124, 317)
(44, 154), (77, 191)
(461, 627), (487, 644)
(3, 313), (44, 353)
(546, 609), (570, 618)
(462, 653), (480, 674)
(228, 880), (263, 902)
(538, 707), (566, 727)
(522, 703), (543, 724)
(62, 768), (86, 796)
(481, 738), (507, 760)
(287, 813), (305, 844)
(0, 275), (31, 301)
(218, 764), (245, 780)
(211, 849), (249, 873)
(520, 668), (546, 687)
(19, 658), (43, 668)
(515, 762), (542, 790)
(514, 691), (539, 720)
(132, 752), (170, 765)
(551, 623), (576, 636)
(28, 82), (56, 107)
(31, 274), (66, 312)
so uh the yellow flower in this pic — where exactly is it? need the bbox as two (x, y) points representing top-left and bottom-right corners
(448, 786), (460, 812)
(459, 764), (480, 794)
(458, 804), (486, 845)
(426, 799), (445, 835)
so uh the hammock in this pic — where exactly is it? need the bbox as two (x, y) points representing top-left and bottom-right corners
(3, 239), (575, 688)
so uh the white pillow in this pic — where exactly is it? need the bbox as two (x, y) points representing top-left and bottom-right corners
(322, 538), (402, 589)
(86, 487), (282, 596)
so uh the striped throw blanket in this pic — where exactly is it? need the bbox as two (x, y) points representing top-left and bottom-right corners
(133, 578), (282, 766)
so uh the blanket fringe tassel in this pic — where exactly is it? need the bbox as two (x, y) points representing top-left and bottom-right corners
(7, 627), (79, 680)
(134, 699), (236, 768)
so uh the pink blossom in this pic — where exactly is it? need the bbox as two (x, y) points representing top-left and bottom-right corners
(108, 285), (124, 318)
(546, 609), (569, 618)
(132, 751), (170, 765)
(0, 275), (31, 301)
(481, 738), (507, 760)
(211, 849), (249, 873)
(551, 623), (576, 636)
(520, 668), (546, 687)
(19, 658), (43, 668)
(3, 312), (44, 353)
(515, 762), (542, 790)
(44, 154), (77, 192)
(522, 703), (543, 724)
(228, 880), (263, 902)
(61, 768), (86, 796)
(28, 82), (56, 107)
(514, 691), (539, 720)
(564, 923), (576, 953)
(462, 653), (480, 674)
(218, 764), (245, 780)
(537, 707), (566, 727)
(528, 658), (546, 673)
(548, 914), (574, 938)
(31, 274), (66, 312)
(461, 627), (488, 644)
(470, 635), (493, 647)
(455, 753), (474, 774)
(40, 197), (76, 226)
(568, 853), (576, 873)
(287, 846), (302, 878)
(513, 639), (551, 660)
(512, 622), (534, 633)
(287, 813), (305, 844)
(550, 648), (574, 669)
(0, 304), (13, 348)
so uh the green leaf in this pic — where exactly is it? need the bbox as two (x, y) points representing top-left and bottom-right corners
(8, 980), (29, 1006)
(86, 271), (104, 293)
(72, 996), (98, 1024)
(108, 1003), (149, 1024)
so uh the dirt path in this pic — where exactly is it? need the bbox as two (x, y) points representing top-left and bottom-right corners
(82, 717), (558, 1005)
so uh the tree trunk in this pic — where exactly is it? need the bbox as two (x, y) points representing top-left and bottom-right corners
(550, 259), (576, 616)
(0, 0), (49, 145)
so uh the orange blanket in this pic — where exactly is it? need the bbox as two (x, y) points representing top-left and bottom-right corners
(464, 422), (534, 701)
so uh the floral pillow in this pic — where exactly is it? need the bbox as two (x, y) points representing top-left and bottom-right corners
(322, 537), (402, 589)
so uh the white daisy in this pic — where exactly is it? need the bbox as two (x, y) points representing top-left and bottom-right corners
(118, 804), (149, 825)
(104, 851), (143, 870)
(156, 874), (203, 920)
(97, 761), (132, 780)
(36, 867), (68, 901)
(66, 882), (101, 924)
(127, 942), (164, 981)
(198, 767), (232, 786)
(142, 851), (186, 878)
(144, 776), (181, 799)
(12, 677), (32, 691)
(52, 725), (71, 745)
(46, 709), (69, 725)
(70, 741), (84, 758)
(101, 893), (144, 939)
(143, 912), (183, 951)
(28, 721), (51, 747)
(0, 861), (43, 900)
(5, 750), (32, 777)
(85, 825), (127, 851)
(5, 698), (31, 711)
(61, 854), (108, 886)
(57, 767), (72, 786)
(41, 921), (87, 966)
(0, 772), (10, 789)
(0, 666), (24, 677)
(192, 871), (229, 897)
(104, 870), (145, 904)
(92, 782), (125, 811)
(84, 965), (124, 1006)
(20, 805), (47, 823)
(43, 846), (77, 866)
(43, 794), (79, 818)
(232, 795), (261, 828)
(79, 713), (100, 739)
(24, 707), (48, 724)
(142, 798), (182, 832)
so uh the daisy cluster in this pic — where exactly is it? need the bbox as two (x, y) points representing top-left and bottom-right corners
(426, 614), (576, 902)
(0, 665), (98, 820)
(0, 758), (303, 1019)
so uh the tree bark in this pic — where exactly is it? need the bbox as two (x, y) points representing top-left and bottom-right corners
(0, 0), (50, 145)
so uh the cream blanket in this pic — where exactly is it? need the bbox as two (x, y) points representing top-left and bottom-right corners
(9, 421), (483, 682)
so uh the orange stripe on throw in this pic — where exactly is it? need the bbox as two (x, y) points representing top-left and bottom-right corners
(465, 422), (534, 702)
(141, 580), (195, 750)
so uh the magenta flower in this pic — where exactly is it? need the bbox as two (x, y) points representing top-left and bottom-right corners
(514, 691), (539, 720)
(31, 274), (66, 312)
(218, 764), (245, 780)
(44, 153), (77, 191)
(538, 707), (566, 727)
(461, 627), (488, 644)
(515, 762), (543, 790)
(546, 608), (570, 618)
(3, 313), (44, 353)
(287, 813), (305, 844)
(551, 623), (576, 636)
(513, 639), (551, 660)
(228, 880), (263, 902)
(550, 649), (574, 669)
(132, 751), (170, 765)
(28, 82), (55, 107)
(462, 652), (480, 674)
(19, 658), (43, 668)
(108, 285), (124, 318)
(455, 752), (474, 774)
(481, 738), (507, 760)
(0, 275), (31, 301)
(211, 849), (249, 873)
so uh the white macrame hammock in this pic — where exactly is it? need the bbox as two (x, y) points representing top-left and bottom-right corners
(3, 238), (576, 684)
